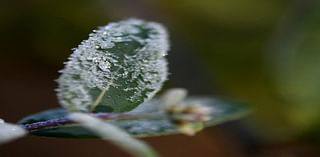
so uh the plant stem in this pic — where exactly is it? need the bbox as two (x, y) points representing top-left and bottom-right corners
(22, 112), (163, 132)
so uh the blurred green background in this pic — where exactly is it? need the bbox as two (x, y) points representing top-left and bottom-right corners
(1, 0), (320, 156)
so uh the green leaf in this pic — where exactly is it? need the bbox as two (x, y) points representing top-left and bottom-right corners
(19, 97), (250, 138)
(57, 19), (169, 113)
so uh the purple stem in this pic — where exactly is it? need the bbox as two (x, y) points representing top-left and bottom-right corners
(22, 113), (143, 131)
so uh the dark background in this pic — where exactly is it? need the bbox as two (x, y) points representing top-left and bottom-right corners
(1, 0), (320, 156)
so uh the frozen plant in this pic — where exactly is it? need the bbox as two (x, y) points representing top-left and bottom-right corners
(0, 19), (249, 157)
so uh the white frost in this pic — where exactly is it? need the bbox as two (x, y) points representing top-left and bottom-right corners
(0, 119), (27, 144)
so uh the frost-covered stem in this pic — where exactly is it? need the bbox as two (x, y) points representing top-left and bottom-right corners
(69, 113), (159, 157)
(23, 112), (163, 131)
(0, 119), (27, 144)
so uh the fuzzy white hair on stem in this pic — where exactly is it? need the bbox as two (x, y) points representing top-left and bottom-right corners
(68, 113), (159, 157)
(0, 119), (27, 145)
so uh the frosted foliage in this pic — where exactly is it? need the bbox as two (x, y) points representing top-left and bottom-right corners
(120, 120), (174, 136)
(57, 19), (169, 112)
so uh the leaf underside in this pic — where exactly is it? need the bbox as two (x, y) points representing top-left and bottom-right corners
(19, 97), (249, 138)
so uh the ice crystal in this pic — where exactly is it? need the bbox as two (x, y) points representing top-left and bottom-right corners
(57, 19), (169, 112)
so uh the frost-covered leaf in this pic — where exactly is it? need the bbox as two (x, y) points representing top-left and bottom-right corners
(0, 119), (27, 144)
(57, 19), (169, 112)
(19, 97), (249, 138)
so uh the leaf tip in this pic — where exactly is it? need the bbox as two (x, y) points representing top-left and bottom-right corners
(0, 119), (27, 145)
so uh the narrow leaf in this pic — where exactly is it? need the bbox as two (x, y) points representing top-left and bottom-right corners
(0, 119), (27, 144)
(19, 97), (250, 138)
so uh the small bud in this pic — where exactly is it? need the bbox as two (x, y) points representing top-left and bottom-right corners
(161, 89), (212, 136)
(161, 88), (187, 109)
